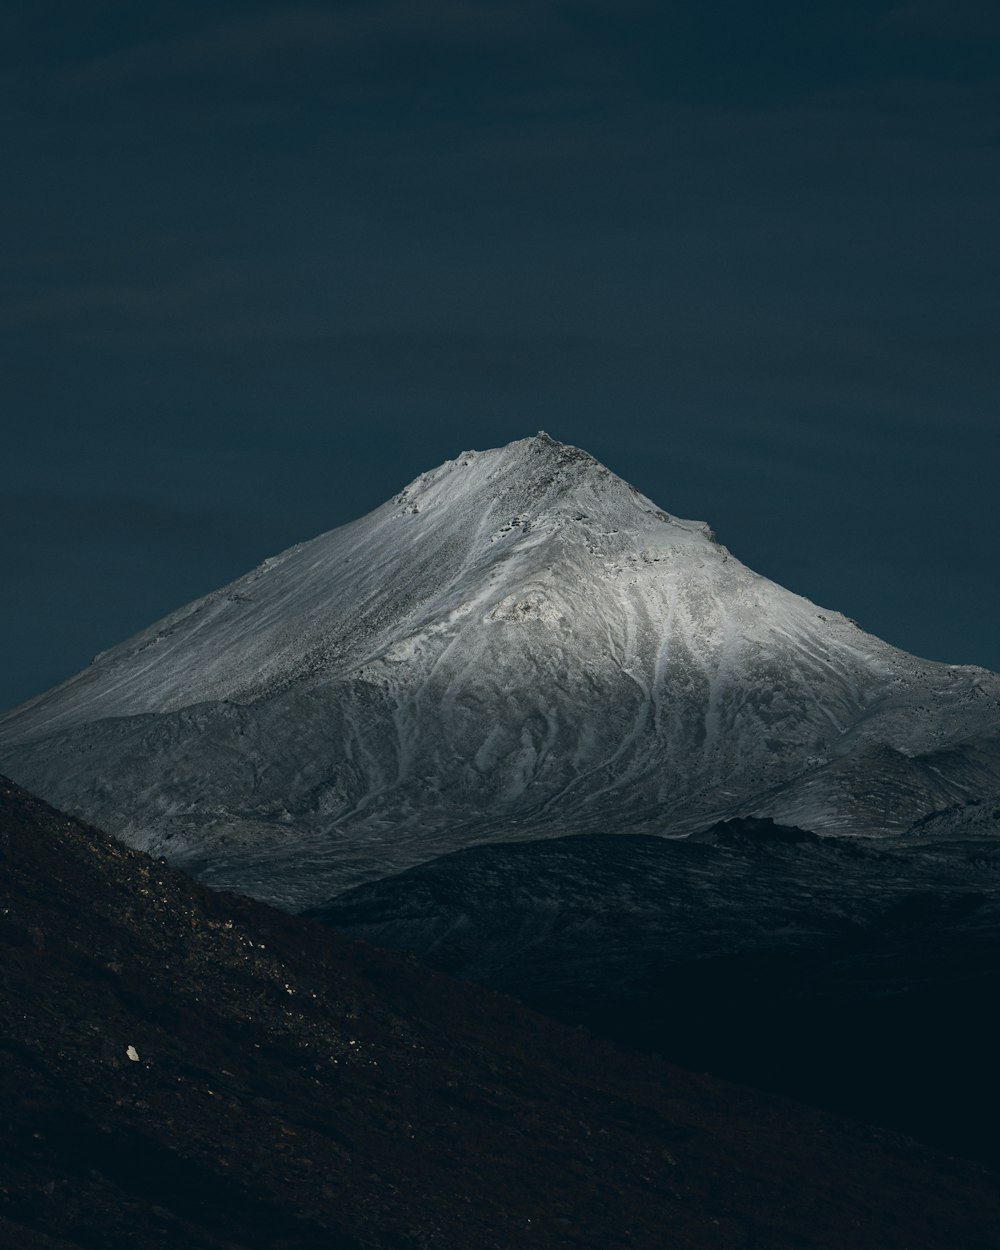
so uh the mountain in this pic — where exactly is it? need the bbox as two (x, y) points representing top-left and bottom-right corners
(312, 815), (1000, 1165)
(4, 774), (1000, 1250)
(2, 433), (999, 907)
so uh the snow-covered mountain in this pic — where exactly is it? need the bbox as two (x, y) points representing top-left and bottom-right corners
(2, 433), (999, 907)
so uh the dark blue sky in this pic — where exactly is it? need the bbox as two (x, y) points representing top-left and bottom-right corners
(3, 1), (999, 710)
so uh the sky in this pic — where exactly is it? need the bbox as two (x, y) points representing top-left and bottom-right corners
(2, 0), (999, 711)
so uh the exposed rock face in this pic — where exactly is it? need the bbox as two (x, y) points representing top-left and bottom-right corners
(2, 434), (998, 907)
(4, 775), (1000, 1250)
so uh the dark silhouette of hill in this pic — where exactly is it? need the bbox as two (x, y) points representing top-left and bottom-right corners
(314, 818), (1000, 1166)
(2, 776), (999, 1249)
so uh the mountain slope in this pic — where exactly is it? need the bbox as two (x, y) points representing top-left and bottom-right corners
(4, 775), (1000, 1250)
(2, 434), (998, 907)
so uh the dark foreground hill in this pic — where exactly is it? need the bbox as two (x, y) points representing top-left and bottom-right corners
(2, 777), (999, 1250)
(313, 818), (1000, 1167)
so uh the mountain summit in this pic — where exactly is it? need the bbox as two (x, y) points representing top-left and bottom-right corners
(3, 435), (999, 907)
(2, 433), (718, 727)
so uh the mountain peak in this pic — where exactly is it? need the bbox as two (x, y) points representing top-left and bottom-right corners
(392, 433), (692, 540)
(401, 431), (606, 494)
(520, 429), (598, 463)
(3, 436), (999, 907)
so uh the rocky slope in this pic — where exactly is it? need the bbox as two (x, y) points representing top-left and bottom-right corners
(7, 777), (1000, 1249)
(2, 434), (998, 907)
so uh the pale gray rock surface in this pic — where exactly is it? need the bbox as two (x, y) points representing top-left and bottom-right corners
(3, 433), (999, 908)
